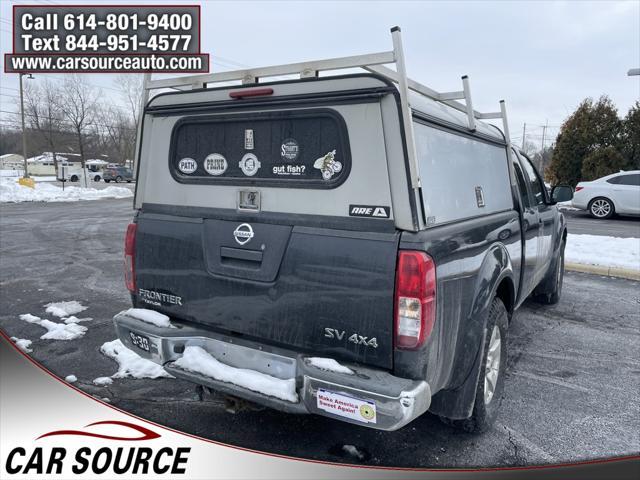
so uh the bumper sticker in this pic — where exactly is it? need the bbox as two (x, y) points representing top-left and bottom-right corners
(317, 388), (377, 424)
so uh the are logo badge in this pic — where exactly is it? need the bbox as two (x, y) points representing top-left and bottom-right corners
(177, 157), (197, 174)
(233, 223), (254, 245)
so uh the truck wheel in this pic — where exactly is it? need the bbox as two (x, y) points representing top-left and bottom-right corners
(115, 176), (122, 183)
(94, 175), (101, 182)
(535, 241), (565, 305)
(588, 197), (614, 219)
(454, 297), (508, 433)
(70, 175), (78, 182)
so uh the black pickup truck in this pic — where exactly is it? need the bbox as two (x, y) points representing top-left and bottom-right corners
(113, 64), (572, 432)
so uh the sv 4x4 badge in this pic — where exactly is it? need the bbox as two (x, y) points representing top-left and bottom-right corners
(324, 327), (378, 348)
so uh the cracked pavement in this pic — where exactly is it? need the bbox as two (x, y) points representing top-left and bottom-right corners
(1, 199), (639, 467)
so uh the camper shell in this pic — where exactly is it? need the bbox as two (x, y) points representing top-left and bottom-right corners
(113, 27), (569, 431)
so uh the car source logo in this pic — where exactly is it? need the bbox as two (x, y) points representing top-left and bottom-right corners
(233, 223), (254, 245)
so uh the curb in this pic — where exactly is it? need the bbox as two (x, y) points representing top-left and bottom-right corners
(565, 262), (640, 281)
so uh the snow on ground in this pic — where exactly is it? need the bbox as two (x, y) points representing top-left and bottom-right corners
(63, 316), (92, 324)
(306, 357), (354, 375)
(93, 377), (113, 386)
(124, 308), (173, 328)
(10, 337), (33, 353)
(342, 445), (366, 460)
(0, 177), (132, 203)
(100, 339), (172, 379)
(65, 375), (77, 383)
(566, 234), (640, 271)
(45, 301), (88, 318)
(174, 346), (298, 403)
(18, 313), (87, 340)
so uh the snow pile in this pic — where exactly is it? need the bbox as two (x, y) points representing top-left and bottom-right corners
(10, 337), (33, 353)
(566, 234), (640, 271)
(342, 445), (366, 460)
(124, 308), (173, 328)
(100, 339), (172, 379)
(45, 301), (88, 318)
(306, 357), (354, 375)
(0, 177), (132, 203)
(174, 346), (298, 403)
(18, 313), (87, 340)
(93, 377), (113, 386)
(65, 375), (77, 383)
(63, 316), (92, 324)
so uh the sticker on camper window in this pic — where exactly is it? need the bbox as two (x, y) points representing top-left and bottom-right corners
(272, 164), (306, 176)
(177, 157), (197, 174)
(313, 150), (341, 180)
(280, 138), (300, 161)
(204, 153), (228, 176)
(244, 129), (254, 150)
(239, 153), (261, 177)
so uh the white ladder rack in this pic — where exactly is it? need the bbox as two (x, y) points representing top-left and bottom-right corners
(138, 26), (515, 219)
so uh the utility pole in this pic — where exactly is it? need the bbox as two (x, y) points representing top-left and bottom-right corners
(540, 121), (548, 153)
(18, 73), (32, 179)
(521, 123), (526, 150)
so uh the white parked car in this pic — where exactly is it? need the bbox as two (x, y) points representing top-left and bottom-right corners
(572, 170), (640, 219)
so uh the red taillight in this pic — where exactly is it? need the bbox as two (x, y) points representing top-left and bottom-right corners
(394, 251), (436, 349)
(124, 223), (137, 293)
(229, 87), (274, 99)
(575, 186), (584, 192)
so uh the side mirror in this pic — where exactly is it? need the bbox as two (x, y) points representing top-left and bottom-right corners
(551, 185), (573, 204)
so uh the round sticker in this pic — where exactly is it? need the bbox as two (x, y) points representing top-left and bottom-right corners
(280, 138), (299, 161)
(359, 404), (375, 421)
(204, 153), (228, 176)
(177, 157), (197, 174)
(239, 153), (261, 177)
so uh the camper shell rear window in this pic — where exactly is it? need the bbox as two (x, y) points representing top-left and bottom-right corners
(169, 109), (351, 189)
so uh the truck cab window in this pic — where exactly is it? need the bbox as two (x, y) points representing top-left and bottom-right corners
(512, 162), (531, 209)
(520, 156), (546, 205)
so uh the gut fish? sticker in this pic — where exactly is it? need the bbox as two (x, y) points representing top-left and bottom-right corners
(313, 150), (341, 180)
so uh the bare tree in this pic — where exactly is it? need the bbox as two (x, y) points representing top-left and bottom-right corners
(116, 74), (144, 126)
(59, 75), (100, 184)
(23, 80), (65, 175)
(95, 103), (136, 164)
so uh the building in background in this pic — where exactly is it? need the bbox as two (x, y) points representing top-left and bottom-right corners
(0, 153), (24, 170)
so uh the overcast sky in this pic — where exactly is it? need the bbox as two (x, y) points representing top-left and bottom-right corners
(1, 0), (639, 148)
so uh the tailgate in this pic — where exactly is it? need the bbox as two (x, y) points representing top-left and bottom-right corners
(135, 214), (399, 369)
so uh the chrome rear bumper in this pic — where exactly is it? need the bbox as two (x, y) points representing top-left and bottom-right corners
(113, 311), (431, 431)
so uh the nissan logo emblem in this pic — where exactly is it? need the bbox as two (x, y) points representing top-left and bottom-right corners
(233, 223), (254, 245)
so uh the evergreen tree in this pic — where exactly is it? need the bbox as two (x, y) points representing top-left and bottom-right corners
(547, 96), (621, 186)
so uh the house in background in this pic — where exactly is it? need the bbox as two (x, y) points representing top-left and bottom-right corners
(0, 153), (24, 170)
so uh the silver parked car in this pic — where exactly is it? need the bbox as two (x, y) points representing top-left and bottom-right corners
(572, 170), (640, 219)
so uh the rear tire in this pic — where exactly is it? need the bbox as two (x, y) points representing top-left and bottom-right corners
(70, 175), (78, 182)
(104, 179), (111, 183)
(94, 175), (101, 182)
(450, 297), (508, 433)
(588, 197), (614, 219)
(115, 176), (122, 183)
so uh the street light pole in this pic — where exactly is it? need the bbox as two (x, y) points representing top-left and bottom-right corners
(19, 73), (29, 179)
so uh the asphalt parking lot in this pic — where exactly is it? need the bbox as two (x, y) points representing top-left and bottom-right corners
(0, 198), (638, 468)
(562, 207), (640, 238)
